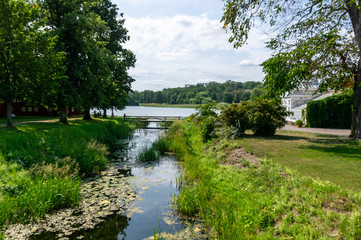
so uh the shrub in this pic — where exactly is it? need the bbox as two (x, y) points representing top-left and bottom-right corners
(219, 102), (252, 135)
(248, 99), (289, 136)
(305, 92), (353, 129)
(220, 100), (289, 137)
(193, 102), (218, 141)
(295, 120), (303, 128)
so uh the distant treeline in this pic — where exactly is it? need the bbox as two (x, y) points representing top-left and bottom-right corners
(128, 80), (265, 105)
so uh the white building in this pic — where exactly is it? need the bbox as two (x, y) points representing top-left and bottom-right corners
(281, 83), (333, 122)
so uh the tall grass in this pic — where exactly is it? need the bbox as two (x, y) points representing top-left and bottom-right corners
(169, 121), (361, 239)
(137, 147), (159, 162)
(0, 118), (134, 232)
(152, 137), (171, 155)
(0, 119), (133, 173)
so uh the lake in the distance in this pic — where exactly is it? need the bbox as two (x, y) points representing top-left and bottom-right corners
(112, 106), (196, 117)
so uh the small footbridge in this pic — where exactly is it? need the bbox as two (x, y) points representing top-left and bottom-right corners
(124, 115), (185, 129)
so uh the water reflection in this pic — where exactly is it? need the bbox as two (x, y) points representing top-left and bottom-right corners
(86, 123), (185, 239)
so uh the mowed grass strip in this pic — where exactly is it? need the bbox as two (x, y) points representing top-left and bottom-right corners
(235, 130), (361, 191)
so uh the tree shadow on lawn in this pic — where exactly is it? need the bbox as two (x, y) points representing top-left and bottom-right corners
(299, 144), (361, 159)
(242, 133), (308, 141)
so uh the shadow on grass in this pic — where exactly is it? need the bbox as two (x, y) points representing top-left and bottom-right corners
(242, 133), (308, 141)
(299, 144), (361, 159)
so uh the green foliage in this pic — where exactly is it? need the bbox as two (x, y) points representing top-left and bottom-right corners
(220, 101), (252, 135)
(295, 120), (303, 128)
(221, 0), (361, 138)
(248, 99), (289, 136)
(152, 137), (170, 155)
(250, 87), (266, 101)
(194, 102), (218, 141)
(137, 147), (159, 162)
(0, 0), (64, 127)
(220, 100), (288, 137)
(305, 93), (353, 129)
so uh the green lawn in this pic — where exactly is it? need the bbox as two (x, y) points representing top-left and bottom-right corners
(236, 130), (361, 191)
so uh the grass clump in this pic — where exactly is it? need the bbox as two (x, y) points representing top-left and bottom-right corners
(137, 147), (159, 162)
(167, 121), (361, 239)
(152, 137), (171, 155)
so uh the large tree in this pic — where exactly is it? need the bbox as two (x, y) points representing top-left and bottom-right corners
(0, 0), (63, 127)
(91, 1), (135, 119)
(222, 0), (361, 139)
(43, 0), (109, 123)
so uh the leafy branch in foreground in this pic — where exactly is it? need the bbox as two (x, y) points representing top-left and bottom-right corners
(222, 0), (361, 139)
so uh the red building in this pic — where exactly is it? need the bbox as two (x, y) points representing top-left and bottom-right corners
(0, 102), (82, 117)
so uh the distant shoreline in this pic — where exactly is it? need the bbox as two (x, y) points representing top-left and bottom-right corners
(137, 104), (199, 109)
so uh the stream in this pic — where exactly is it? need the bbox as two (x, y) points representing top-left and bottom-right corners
(5, 122), (205, 240)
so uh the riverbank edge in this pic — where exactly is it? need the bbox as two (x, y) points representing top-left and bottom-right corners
(166, 121), (361, 239)
(0, 118), (135, 239)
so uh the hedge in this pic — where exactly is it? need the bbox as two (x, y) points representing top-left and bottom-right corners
(305, 93), (353, 129)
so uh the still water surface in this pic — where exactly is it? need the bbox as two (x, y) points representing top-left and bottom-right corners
(80, 123), (185, 239)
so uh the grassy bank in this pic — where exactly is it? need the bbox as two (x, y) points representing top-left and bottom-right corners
(166, 121), (361, 239)
(0, 118), (134, 237)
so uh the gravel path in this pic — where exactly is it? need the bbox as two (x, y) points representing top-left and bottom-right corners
(280, 124), (350, 137)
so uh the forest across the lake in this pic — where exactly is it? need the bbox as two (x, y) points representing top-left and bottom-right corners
(128, 80), (265, 105)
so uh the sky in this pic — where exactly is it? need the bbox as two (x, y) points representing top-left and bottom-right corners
(112, 0), (272, 91)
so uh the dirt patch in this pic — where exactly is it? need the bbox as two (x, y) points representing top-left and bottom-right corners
(322, 197), (353, 214)
(221, 147), (260, 168)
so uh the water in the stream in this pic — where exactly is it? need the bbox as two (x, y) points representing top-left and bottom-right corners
(88, 122), (185, 239)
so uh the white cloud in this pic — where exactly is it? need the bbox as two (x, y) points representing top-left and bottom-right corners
(122, 14), (271, 91)
(239, 60), (260, 66)
(124, 14), (233, 58)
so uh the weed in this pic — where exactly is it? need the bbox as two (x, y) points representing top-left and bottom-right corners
(152, 137), (170, 155)
(137, 147), (159, 162)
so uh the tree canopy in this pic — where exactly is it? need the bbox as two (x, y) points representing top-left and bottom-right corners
(222, 0), (361, 139)
(0, 0), (135, 126)
(0, 0), (64, 127)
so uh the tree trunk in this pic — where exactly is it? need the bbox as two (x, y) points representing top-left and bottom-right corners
(345, 3), (361, 139)
(111, 108), (114, 119)
(83, 108), (92, 120)
(6, 101), (13, 128)
(59, 107), (68, 124)
(103, 108), (107, 119)
(351, 69), (361, 139)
